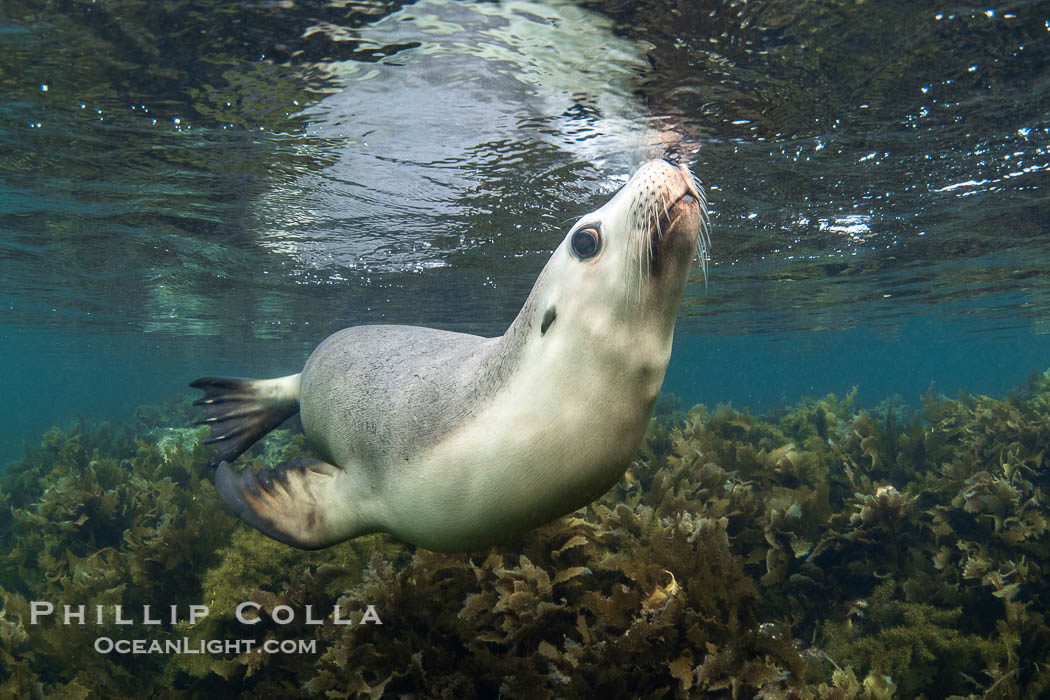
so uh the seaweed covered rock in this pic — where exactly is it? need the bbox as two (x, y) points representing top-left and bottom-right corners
(296, 506), (801, 699)
(3, 374), (1050, 698)
(0, 419), (236, 697)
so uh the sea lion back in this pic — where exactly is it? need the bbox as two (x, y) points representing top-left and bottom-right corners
(298, 324), (502, 476)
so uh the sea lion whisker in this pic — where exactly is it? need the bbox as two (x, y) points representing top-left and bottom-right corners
(632, 209), (644, 301)
(643, 204), (653, 281)
(620, 223), (634, 305)
(639, 218), (647, 296)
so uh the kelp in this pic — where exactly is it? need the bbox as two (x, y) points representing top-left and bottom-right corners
(0, 397), (230, 698)
(2, 374), (1050, 697)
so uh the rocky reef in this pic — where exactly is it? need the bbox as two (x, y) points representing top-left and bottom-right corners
(3, 372), (1050, 698)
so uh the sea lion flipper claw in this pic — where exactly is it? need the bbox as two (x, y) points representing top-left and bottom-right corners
(189, 374), (301, 467)
(215, 458), (360, 550)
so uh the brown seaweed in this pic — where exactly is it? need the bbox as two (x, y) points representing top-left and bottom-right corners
(3, 375), (1050, 697)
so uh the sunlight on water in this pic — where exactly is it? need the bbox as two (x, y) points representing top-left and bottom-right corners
(268, 0), (657, 274)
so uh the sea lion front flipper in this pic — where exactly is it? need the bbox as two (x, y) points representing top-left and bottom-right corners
(215, 458), (361, 550)
(190, 374), (301, 467)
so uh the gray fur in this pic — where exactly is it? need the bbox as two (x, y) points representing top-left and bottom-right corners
(300, 265), (548, 477)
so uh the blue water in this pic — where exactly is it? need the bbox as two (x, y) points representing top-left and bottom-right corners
(6, 306), (1046, 468)
(668, 314), (1050, 413)
(2, 0), (1050, 468)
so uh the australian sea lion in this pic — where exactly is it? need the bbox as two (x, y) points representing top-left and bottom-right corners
(191, 159), (709, 551)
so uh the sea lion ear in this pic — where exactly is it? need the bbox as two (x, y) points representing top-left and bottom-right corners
(540, 306), (556, 335)
(215, 458), (361, 550)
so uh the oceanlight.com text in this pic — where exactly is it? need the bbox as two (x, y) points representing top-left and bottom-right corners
(94, 637), (317, 655)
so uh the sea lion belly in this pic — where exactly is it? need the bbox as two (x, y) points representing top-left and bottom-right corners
(379, 325), (668, 551)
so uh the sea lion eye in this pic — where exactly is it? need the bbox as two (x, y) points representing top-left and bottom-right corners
(571, 227), (601, 259)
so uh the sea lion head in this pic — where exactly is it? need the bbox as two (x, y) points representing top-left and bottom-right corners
(533, 159), (709, 346)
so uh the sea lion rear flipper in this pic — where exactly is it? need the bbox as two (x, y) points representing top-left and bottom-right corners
(190, 374), (301, 467)
(215, 458), (359, 550)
